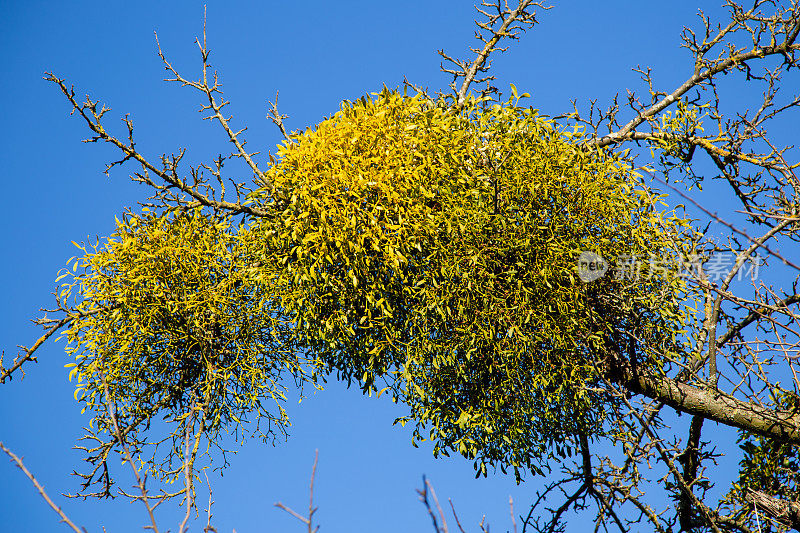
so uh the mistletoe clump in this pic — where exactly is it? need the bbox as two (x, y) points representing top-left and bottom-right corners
(248, 88), (696, 476)
(62, 210), (316, 480)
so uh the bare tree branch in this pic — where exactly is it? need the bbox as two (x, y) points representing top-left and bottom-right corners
(439, 0), (550, 104)
(275, 450), (320, 533)
(0, 441), (86, 533)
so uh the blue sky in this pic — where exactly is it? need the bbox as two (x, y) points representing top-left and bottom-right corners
(0, 1), (780, 532)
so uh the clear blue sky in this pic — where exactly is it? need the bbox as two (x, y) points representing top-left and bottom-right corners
(0, 2), (764, 532)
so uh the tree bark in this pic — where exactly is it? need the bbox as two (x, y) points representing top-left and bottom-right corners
(747, 489), (800, 532)
(618, 368), (800, 444)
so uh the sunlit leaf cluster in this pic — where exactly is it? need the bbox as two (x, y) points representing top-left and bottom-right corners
(650, 99), (709, 182)
(247, 88), (696, 476)
(61, 209), (315, 467)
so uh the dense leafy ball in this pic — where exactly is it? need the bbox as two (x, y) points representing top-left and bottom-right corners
(250, 89), (695, 475)
(62, 210), (313, 460)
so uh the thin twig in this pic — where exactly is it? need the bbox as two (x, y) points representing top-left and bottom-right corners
(0, 441), (85, 533)
(274, 450), (320, 533)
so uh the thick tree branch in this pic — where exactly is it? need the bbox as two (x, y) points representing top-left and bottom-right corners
(747, 489), (800, 531)
(620, 368), (800, 443)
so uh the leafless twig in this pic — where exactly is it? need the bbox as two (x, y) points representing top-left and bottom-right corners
(0, 441), (85, 533)
(275, 450), (320, 533)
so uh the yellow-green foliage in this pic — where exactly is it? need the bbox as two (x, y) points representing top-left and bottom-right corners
(249, 88), (694, 476)
(62, 210), (313, 456)
(61, 88), (695, 480)
(651, 99), (708, 177)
